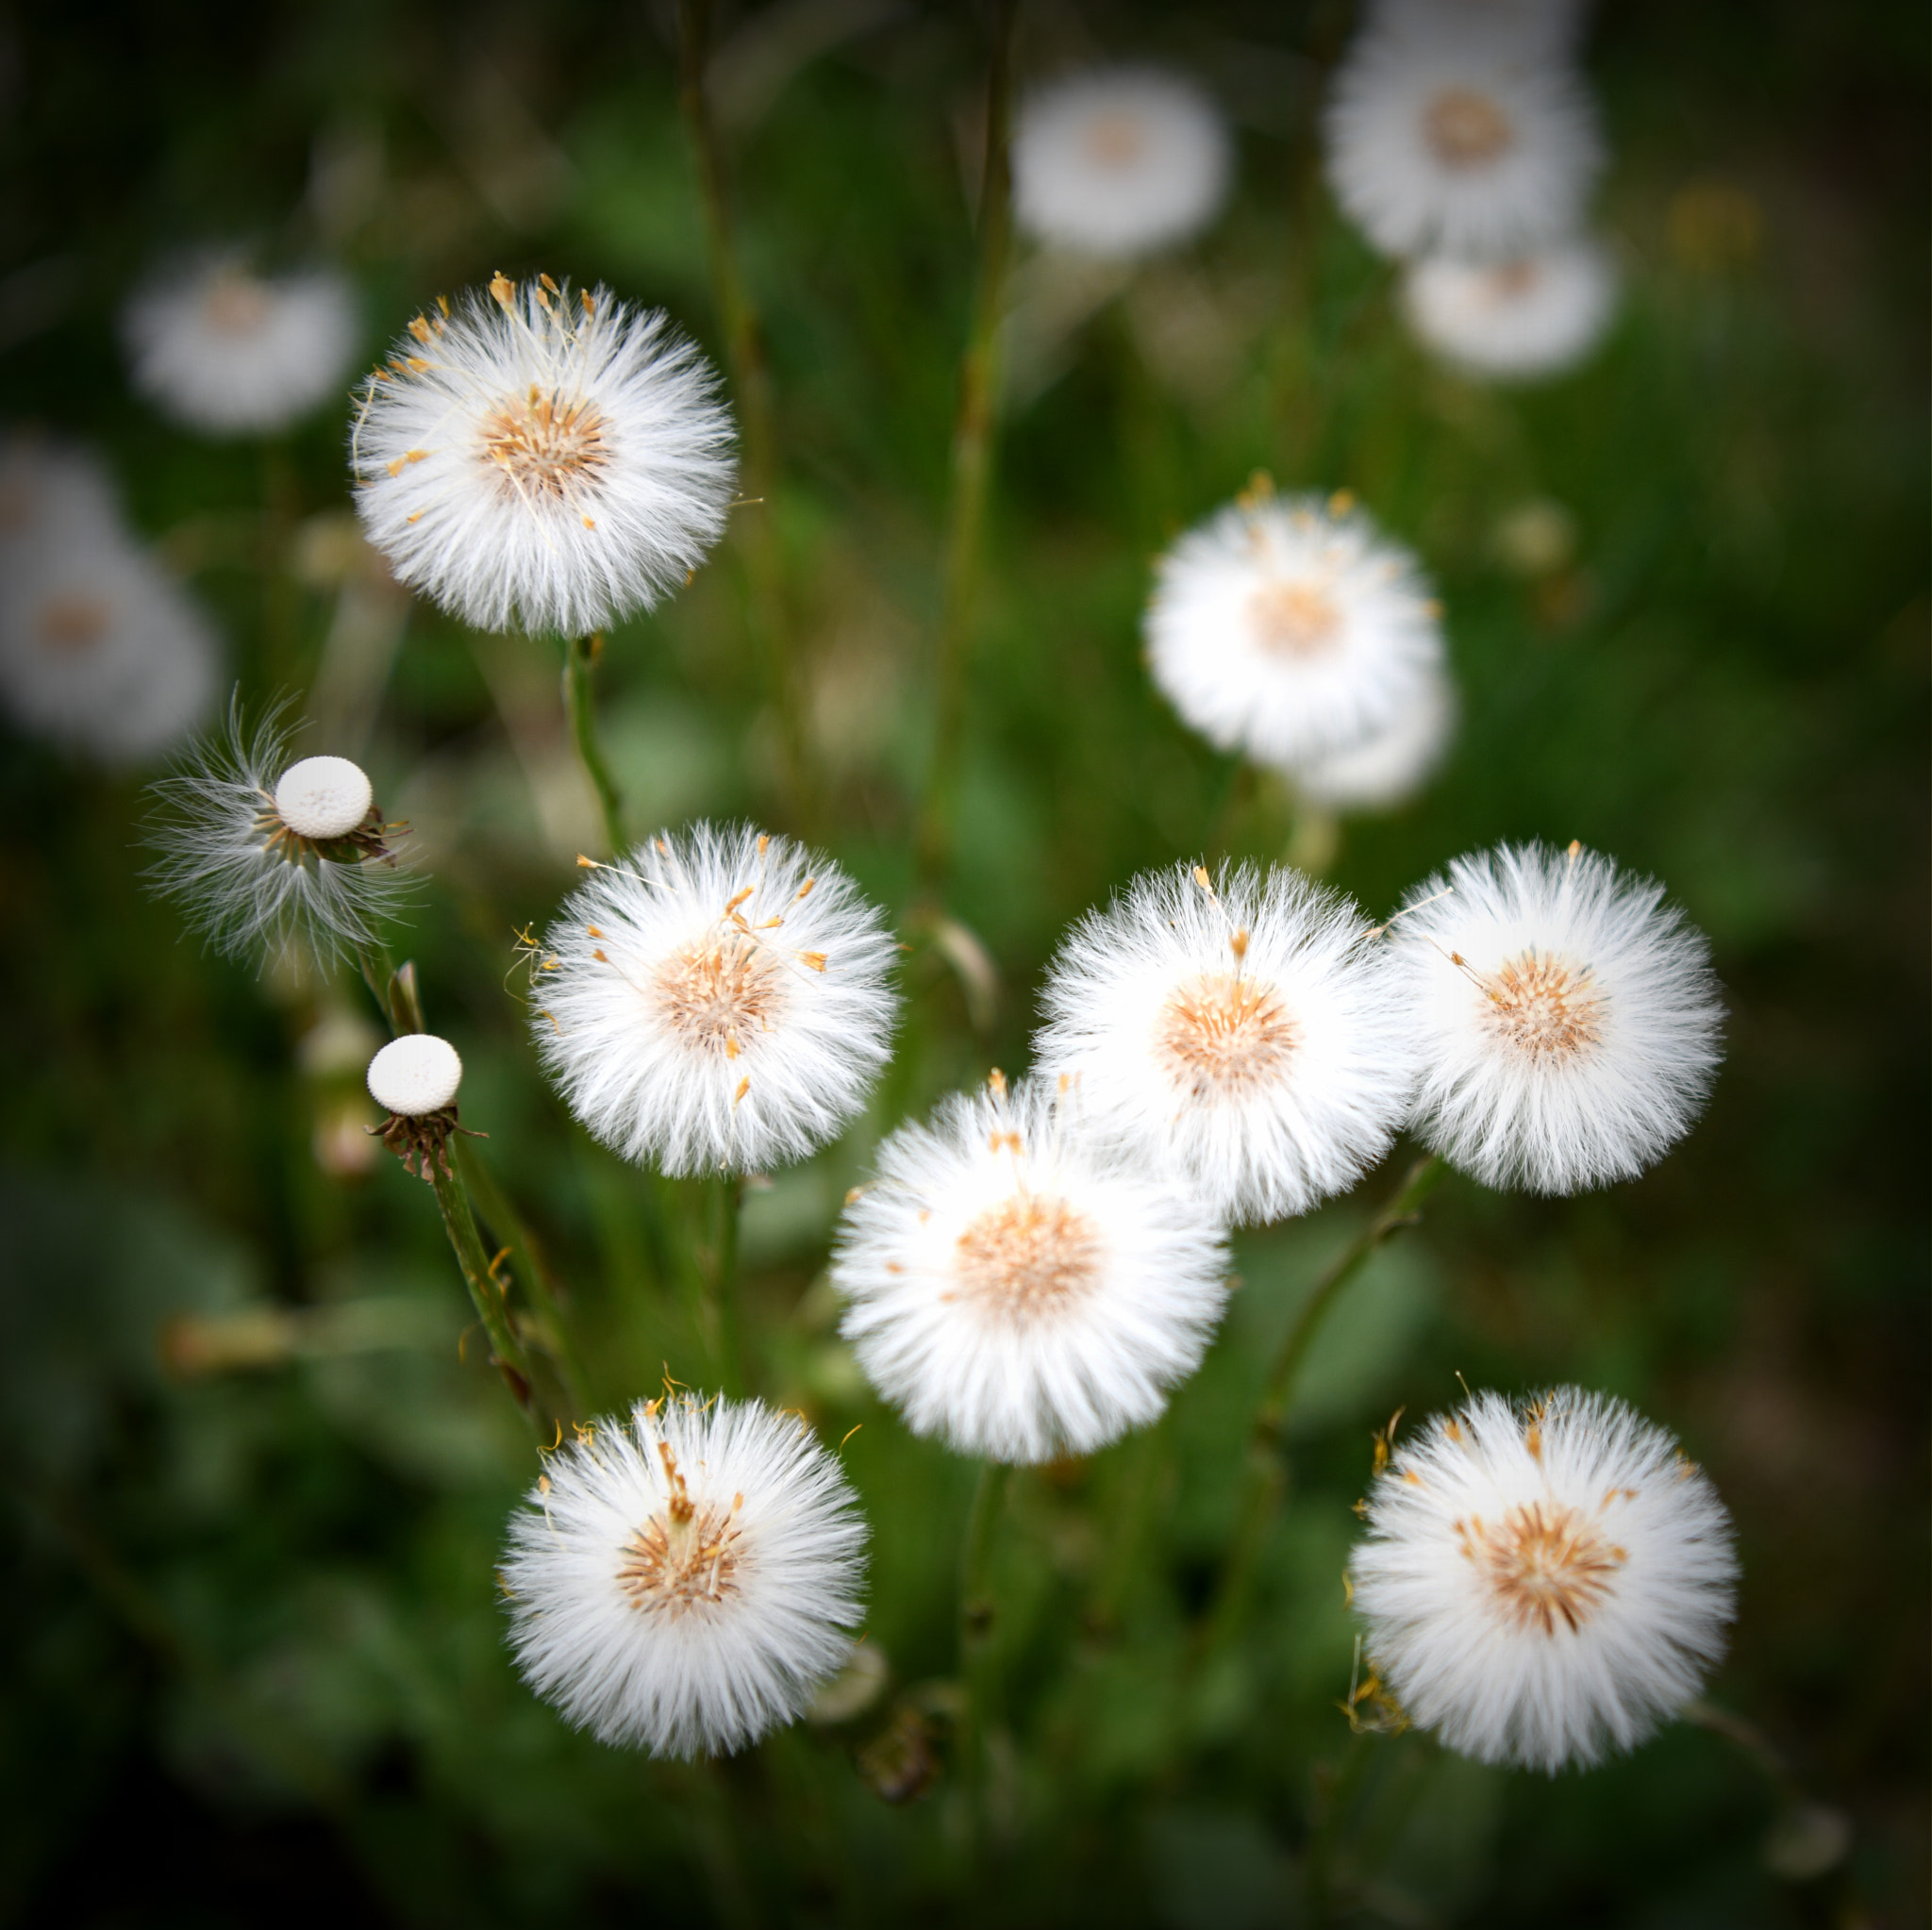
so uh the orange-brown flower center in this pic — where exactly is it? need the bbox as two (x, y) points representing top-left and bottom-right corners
(1082, 110), (1148, 169)
(1482, 949), (1602, 1060)
(1457, 1500), (1625, 1636)
(1424, 86), (1515, 169)
(204, 275), (273, 334)
(953, 1193), (1101, 1324)
(1248, 579), (1342, 657)
(481, 384), (608, 501)
(616, 1449), (742, 1618)
(1157, 970), (1299, 1098)
(37, 593), (112, 653)
(656, 932), (781, 1058)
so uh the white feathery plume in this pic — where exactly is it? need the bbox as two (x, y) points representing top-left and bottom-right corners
(1324, 15), (1603, 261)
(1387, 841), (1724, 1193)
(1348, 1386), (1739, 1773)
(145, 704), (413, 965)
(531, 823), (900, 1176)
(1290, 663), (1457, 812)
(502, 1393), (868, 1757)
(1011, 67), (1232, 262)
(1032, 861), (1417, 1227)
(833, 1072), (1230, 1464)
(0, 435), (218, 765)
(1146, 486), (1447, 774)
(123, 253), (360, 436)
(351, 273), (735, 636)
(1402, 236), (1617, 380)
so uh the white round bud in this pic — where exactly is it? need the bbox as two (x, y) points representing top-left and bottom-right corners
(275, 756), (374, 841)
(367, 1033), (462, 1117)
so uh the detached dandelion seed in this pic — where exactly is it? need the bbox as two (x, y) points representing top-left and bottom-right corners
(1033, 861), (1418, 1226)
(1011, 67), (1232, 262)
(832, 1073), (1231, 1463)
(1348, 1387), (1739, 1772)
(145, 705), (413, 967)
(351, 273), (735, 636)
(531, 824), (900, 1175)
(1324, 17), (1603, 261)
(1403, 237), (1618, 380)
(502, 1393), (868, 1756)
(124, 253), (360, 435)
(0, 434), (218, 765)
(1147, 488), (1448, 771)
(1387, 841), (1724, 1193)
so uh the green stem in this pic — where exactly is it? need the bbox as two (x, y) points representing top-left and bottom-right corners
(562, 632), (626, 856)
(958, 1457), (1013, 1858)
(457, 1138), (591, 1418)
(913, 0), (1018, 894)
(1195, 1155), (1445, 1665)
(428, 1158), (546, 1437)
(691, 1171), (745, 1396)
(678, 0), (809, 829)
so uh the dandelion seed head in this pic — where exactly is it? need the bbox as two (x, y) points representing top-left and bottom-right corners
(1349, 1386), (1739, 1772)
(1403, 237), (1618, 380)
(532, 824), (899, 1176)
(1387, 842), (1724, 1193)
(123, 253), (360, 436)
(833, 1074), (1229, 1463)
(351, 275), (735, 636)
(367, 1033), (462, 1117)
(503, 1394), (867, 1757)
(1034, 862), (1417, 1226)
(1147, 491), (1446, 770)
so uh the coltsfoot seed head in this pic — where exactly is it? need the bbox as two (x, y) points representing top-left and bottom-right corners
(1291, 662), (1457, 813)
(1032, 860), (1418, 1226)
(832, 1073), (1230, 1463)
(274, 755), (375, 841)
(1012, 67), (1232, 262)
(367, 1033), (462, 1117)
(123, 254), (360, 437)
(1147, 488), (1448, 774)
(500, 1393), (868, 1756)
(1386, 841), (1724, 1193)
(1402, 236), (1618, 381)
(1348, 1386), (1739, 1773)
(530, 824), (900, 1177)
(1323, 10), (1603, 261)
(350, 274), (735, 636)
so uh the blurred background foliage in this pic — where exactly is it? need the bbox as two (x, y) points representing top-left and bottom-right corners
(0, 0), (1925, 1923)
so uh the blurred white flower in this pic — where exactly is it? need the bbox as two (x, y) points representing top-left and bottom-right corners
(1147, 487), (1446, 770)
(351, 274), (735, 636)
(833, 1073), (1229, 1463)
(146, 706), (412, 965)
(531, 823), (899, 1176)
(503, 1393), (867, 1756)
(124, 254), (359, 435)
(1033, 861), (1417, 1226)
(0, 435), (217, 764)
(1012, 67), (1232, 262)
(1324, 19), (1603, 260)
(1387, 841), (1724, 1193)
(1348, 1386), (1738, 1772)
(1289, 663), (1457, 812)
(1403, 236), (1617, 379)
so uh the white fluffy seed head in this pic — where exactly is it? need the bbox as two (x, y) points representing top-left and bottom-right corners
(1033, 861), (1419, 1227)
(350, 275), (736, 637)
(1147, 489), (1447, 771)
(1324, 16), (1603, 261)
(274, 755), (374, 840)
(123, 254), (360, 436)
(0, 436), (219, 765)
(833, 1073), (1230, 1464)
(1289, 663), (1457, 812)
(1012, 66), (1232, 261)
(367, 1033), (462, 1116)
(531, 824), (900, 1176)
(501, 1393), (868, 1757)
(145, 704), (416, 967)
(1349, 1386), (1739, 1773)
(1402, 236), (1617, 380)
(1387, 841), (1724, 1194)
